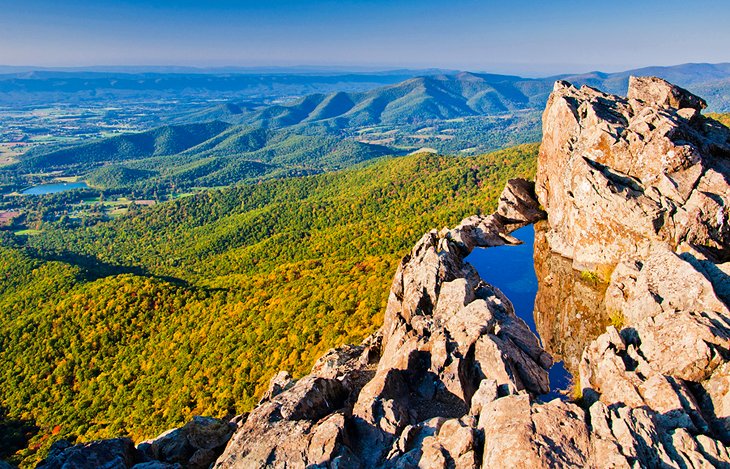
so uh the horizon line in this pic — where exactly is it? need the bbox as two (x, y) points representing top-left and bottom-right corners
(0, 61), (728, 81)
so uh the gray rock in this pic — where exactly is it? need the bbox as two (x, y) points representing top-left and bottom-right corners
(480, 394), (590, 468)
(258, 370), (294, 404)
(627, 76), (707, 111)
(37, 438), (139, 469)
(131, 463), (181, 469)
(496, 178), (547, 225)
(416, 418), (479, 469)
(586, 401), (730, 467)
(215, 375), (353, 468)
(139, 416), (234, 469)
(144, 428), (191, 464)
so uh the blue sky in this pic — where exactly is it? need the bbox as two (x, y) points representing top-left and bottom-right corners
(1, 0), (728, 75)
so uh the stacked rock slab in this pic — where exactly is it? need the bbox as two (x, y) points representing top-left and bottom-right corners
(536, 76), (730, 275)
(36, 78), (730, 468)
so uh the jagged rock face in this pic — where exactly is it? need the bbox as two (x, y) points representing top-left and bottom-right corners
(214, 179), (550, 468)
(532, 220), (611, 376)
(536, 76), (730, 273)
(36, 416), (235, 469)
(480, 394), (591, 467)
(137, 416), (236, 469)
(37, 438), (139, 469)
(536, 77), (730, 464)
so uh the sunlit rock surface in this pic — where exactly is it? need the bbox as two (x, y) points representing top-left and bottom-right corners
(536, 76), (730, 273)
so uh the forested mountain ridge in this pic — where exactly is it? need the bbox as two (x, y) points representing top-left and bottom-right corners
(12, 63), (730, 195)
(240, 73), (543, 128)
(215, 63), (730, 127)
(18, 121), (233, 172)
(0, 145), (537, 467)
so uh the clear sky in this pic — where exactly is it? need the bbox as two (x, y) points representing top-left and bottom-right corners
(1, 0), (728, 76)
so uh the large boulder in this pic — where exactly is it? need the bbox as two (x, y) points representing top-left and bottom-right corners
(37, 438), (140, 469)
(138, 416), (235, 469)
(215, 371), (357, 467)
(536, 76), (730, 273)
(480, 395), (591, 468)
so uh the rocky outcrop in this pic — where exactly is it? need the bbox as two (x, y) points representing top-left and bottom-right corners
(40, 78), (730, 468)
(536, 76), (730, 274)
(536, 77), (730, 449)
(137, 416), (235, 469)
(214, 178), (549, 468)
(36, 416), (235, 469)
(538, 78), (730, 466)
(37, 438), (139, 469)
(214, 79), (730, 468)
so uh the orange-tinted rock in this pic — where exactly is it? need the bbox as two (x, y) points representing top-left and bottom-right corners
(536, 76), (730, 272)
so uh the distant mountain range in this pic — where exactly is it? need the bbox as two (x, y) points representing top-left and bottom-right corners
(0, 70), (441, 106)
(3, 63), (729, 112)
(2, 62), (728, 109)
(9, 63), (730, 192)
(0, 65), (457, 75)
(213, 63), (730, 127)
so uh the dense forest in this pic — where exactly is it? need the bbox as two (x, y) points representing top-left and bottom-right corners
(0, 145), (537, 466)
(7, 114), (538, 196)
(710, 112), (730, 128)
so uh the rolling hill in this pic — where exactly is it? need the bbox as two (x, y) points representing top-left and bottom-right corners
(18, 121), (232, 172)
(17, 122), (397, 190)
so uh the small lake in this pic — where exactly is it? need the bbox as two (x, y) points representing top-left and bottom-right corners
(465, 224), (572, 398)
(22, 182), (89, 195)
